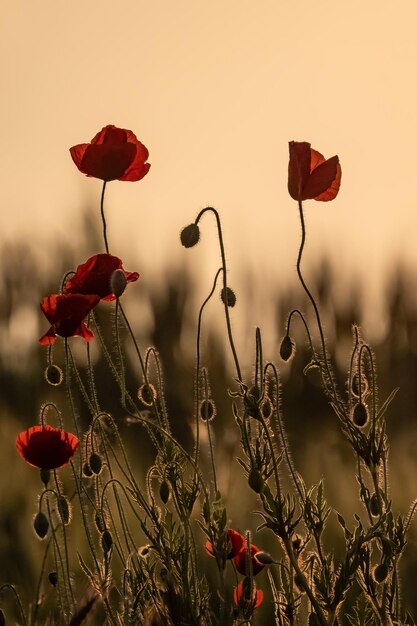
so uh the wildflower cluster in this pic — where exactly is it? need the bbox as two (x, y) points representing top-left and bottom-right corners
(1, 126), (415, 626)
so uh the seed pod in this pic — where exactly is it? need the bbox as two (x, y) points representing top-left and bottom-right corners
(40, 468), (51, 486)
(220, 287), (236, 307)
(83, 463), (93, 478)
(44, 364), (63, 386)
(180, 223), (200, 248)
(101, 530), (113, 553)
(159, 480), (170, 504)
(89, 453), (102, 475)
(373, 562), (389, 583)
(200, 399), (216, 422)
(352, 402), (369, 427)
(369, 493), (381, 517)
(57, 496), (70, 524)
(137, 383), (157, 407)
(34, 511), (49, 539)
(110, 269), (128, 298)
(248, 468), (264, 494)
(280, 335), (295, 362)
(48, 571), (58, 587)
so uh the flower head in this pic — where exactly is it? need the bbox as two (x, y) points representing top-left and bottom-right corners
(39, 293), (100, 345)
(234, 579), (264, 609)
(16, 425), (80, 470)
(70, 124), (150, 182)
(65, 254), (139, 301)
(288, 141), (341, 202)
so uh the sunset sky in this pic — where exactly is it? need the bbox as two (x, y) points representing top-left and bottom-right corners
(2, 1), (417, 343)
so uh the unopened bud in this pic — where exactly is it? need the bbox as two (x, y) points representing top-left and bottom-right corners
(57, 496), (70, 524)
(261, 397), (272, 420)
(351, 372), (369, 398)
(373, 562), (389, 583)
(48, 571), (58, 587)
(44, 364), (63, 386)
(138, 544), (151, 558)
(138, 383), (157, 407)
(253, 551), (275, 565)
(200, 399), (216, 422)
(221, 287), (236, 307)
(352, 402), (369, 427)
(83, 463), (93, 478)
(34, 511), (49, 539)
(110, 269), (127, 298)
(180, 223), (200, 248)
(101, 530), (113, 553)
(89, 453), (103, 475)
(280, 335), (295, 362)
(159, 480), (170, 504)
(248, 468), (264, 494)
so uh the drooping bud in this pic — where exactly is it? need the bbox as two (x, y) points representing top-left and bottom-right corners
(110, 269), (128, 298)
(261, 397), (273, 420)
(248, 468), (264, 494)
(89, 453), (103, 475)
(351, 372), (369, 398)
(253, 551), (275, 565)
(57, 495), (70, 524)
(280, 335), (295, 362)
(137, 383), (157, 407)
(373, 562), (389, 583)
(352, 402), (369, 427)
(159, 480), (170, 504)
(200, 399), (216, 422)
(101, 530), (113, 553)
(34, 511), (49, 539)
(44, 364), (63, 386)
(83, 463), (93, 478)
(180, 223), (200, 248)
(221, 287), (236, 307)
(48, 571), (58, 587)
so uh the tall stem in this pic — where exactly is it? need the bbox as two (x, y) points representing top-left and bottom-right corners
(100, 181), (109, 253)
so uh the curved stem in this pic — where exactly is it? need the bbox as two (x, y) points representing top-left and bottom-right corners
(100, 181), (109, 253)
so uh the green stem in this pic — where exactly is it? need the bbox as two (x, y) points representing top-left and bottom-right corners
(100, 181), (109, 253)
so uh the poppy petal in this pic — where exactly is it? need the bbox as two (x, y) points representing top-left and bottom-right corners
(314, 161), (342, 201)
(16, 425), (80, 470)
(303, 155), (340, 200)
(288, 141), (312, 201)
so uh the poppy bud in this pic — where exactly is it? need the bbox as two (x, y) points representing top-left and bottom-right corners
(137, 383), (157, 407)
(352, 402), (369, 427)
(253, 551), (275, 566)
(48, 571), (58, 587)
(44, 364), (63, 386)
(89, 453), (102, 475)
(373, 562), (389, 583)
(248, 468), (264, 494)
(261, 397), (273, 420)
(0, 609), (5, 626)
(57, 496), (70, 524)
(40, 468), (51, 486)
(180, 223), (200, 248)
(159, 480), (170, 504)
(34, 511), (49, 539)
(110, 269), (127, 298)
(83, 463), (93, 478)
(200, 399), (216, 422)
(101, 530), (113, 553)
(369, 493), (381, 517)
(221, 287), (236, 307)
(280, 335), (295, 362)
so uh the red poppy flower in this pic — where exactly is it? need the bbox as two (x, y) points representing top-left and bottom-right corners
(234, 542), (265, 576)
(288, 141), (341, 202)
(205, 528), (245, 560)
(16, 425), (80, 470)
(234, 580), (264, 609)
(39, 293), (100, 345)
(70, 125), (150, 182)
(64, 253), (139, 301)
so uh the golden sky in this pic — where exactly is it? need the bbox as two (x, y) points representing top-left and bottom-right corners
(2, 1), (417, 342)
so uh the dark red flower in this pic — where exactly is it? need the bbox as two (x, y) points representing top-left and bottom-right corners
(234, 542), (265, 576)
(205, 528), (245, 560)
(16, 425), (80, 470)
(39, 293), (100, 345)
(64, 253), (139, 302)
(288, 141), (341, 202)
(70, 125), (150, 182)
(234, 579), (264, 609)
